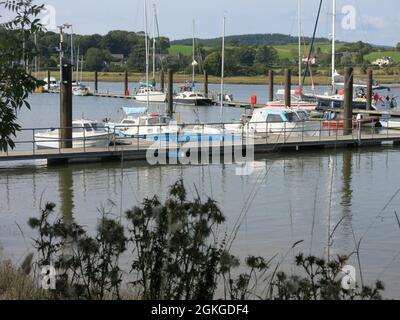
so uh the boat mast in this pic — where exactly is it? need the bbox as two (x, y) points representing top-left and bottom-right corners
(192, 19), (197, 86)
(76, 45), (80, 83)
(331, 0), (336, 93)
(144, 0), (150, 107)
(298, 0), (302, 90)
(220, 16), (226, 122)
(152, 3), (156, 81)
(80, 55), (84, 83)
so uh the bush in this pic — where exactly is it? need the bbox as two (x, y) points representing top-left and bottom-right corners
(24, 180), (386, 300)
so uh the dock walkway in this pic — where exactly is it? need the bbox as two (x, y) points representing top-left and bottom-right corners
(2, 130), (400, 164)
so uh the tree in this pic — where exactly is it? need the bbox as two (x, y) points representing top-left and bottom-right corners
(0, 0), (45, 152)
(203, 51), (221, 76)
(85, 48), (112, 71)
(396, 43), (400, 52)
(255, 45), (278, 66)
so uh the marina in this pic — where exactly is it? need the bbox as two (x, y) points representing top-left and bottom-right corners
(2, 0), (400, 303)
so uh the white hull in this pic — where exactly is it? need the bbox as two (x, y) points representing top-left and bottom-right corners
(135, 92), (166, 102)
(380, 120), (400, 130)
(122, 125), (180, 137)
(266, 100), (317, 111)
(35, 132), (112, 149)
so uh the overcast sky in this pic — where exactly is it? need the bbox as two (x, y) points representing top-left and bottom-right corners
(19, 0), (400, 46)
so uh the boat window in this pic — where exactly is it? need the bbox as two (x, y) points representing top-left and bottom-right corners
(286, 113), (301, 122)
(148, 118), (160, 125)
(139, 119), (146, 125)
(267, 114), (283, 123)
(91, 123), (104, 131)
(296, 112), (307, 121)
(84, 123), (93, 132)
(122, 120), (136, 124)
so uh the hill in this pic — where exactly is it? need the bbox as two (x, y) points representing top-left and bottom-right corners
(171, 33), (330, 47)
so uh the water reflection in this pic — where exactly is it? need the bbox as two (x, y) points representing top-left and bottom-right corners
(59, 166), (74, 224)
(341, 152), (353, 216)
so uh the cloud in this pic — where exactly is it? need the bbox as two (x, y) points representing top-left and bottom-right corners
(361, 15), (400, 31)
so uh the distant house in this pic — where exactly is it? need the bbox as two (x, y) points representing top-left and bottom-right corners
(302, 56), (319, 65)
(110, 54), (126, 67)
(371, 57), (392, 67)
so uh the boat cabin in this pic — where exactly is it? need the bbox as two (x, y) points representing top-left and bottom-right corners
(250, 108), (302, 124)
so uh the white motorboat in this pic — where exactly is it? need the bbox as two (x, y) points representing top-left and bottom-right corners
(134, 86), (166, 103)
(380, 115), (400, 130)
(35, 119), (113, 149)
(109, 107), (180, 138)
(72, 83), (90, 96)
(225, 107), (313, 135)
(174, 90), (213, 106)
(43, 77), (59, 92)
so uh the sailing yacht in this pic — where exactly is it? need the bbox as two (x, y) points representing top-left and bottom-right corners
(174, 19), (212, 106)
(266, 0), (317, 111)
(134, 4), (166, 103)
(301, 0), (397, 111)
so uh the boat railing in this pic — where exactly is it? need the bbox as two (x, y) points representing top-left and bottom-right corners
(1, 118), (399, 159)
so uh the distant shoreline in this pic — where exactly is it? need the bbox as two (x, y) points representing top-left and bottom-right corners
(36, 71), (400, 86)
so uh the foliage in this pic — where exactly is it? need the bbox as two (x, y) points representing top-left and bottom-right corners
(28, 203), (127, 300)
(171, 33), (330, 47)
(26, 181), (386, 300)
(0, 0), (45, 151)
(85, 48), (113, 71)
(126, 180), (227, 300)
(225, 253), (384, 300)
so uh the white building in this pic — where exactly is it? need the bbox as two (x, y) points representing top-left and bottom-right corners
(371, 57), (392, 67)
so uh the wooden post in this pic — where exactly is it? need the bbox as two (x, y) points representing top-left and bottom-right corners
(285, 69), (291, 108)
(343, 67), (354, 135)
(167, 68), (174, 116)
(268, 70), (274, 102)
(160, 70), (165, 93)
(94, 71), (98, 94)
(367, 69), (373, 111)
(47, 70), (51, 92)
(60, 64), (73, 149)
(204, 70), (209, 97)
(124, 70), (129, 96)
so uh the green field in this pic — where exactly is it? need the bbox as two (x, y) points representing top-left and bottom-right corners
(168, 42), (344, 60)
(167, 45), (193, 56)
(365, 51), (400, 63)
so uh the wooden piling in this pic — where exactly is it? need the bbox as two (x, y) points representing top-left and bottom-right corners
(268, 70), (274, 102)
(167, 68), (174, 116)
(60, 64), (73, 149)
(367, 69), (373, 111)
(94, 71), (98, 94)
(285, 69), (291, 108)
(343, 67), (354, 135)
(124, 70), (129, 96)
(160, 70), (165, 93)
(204, 70), (209, 97)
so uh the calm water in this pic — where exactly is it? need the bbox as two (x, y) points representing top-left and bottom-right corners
(1, 83), (400, 298)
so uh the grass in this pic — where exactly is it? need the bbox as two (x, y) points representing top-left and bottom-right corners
(34, 69), (400, 86)
(167, 45), (193, 56)
(0, 258), (48, 300)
